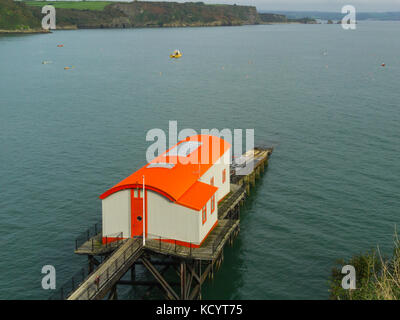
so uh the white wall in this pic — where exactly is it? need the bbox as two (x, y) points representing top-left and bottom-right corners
(199, 149), (230, 202)
(102, 147), (230, 245)
(102, 190), (130, 239)
(199, 198), (218, 243)
(146, 190), (200, 245)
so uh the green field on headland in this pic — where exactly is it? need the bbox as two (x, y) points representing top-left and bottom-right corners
(23, 1), (112, 11)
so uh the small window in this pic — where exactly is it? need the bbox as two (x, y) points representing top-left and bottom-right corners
(210, 177), (214, 186)
(202, 205), (207, 225)
(222, 169), (226, 184)
(211, 195), (215, 214)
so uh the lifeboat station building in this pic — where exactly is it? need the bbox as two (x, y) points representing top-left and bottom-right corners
(100, 135), (231, 248)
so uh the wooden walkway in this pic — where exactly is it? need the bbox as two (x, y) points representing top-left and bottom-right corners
(68, 238), (143, 300)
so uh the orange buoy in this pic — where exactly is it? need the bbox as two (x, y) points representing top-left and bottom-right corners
(381, 63), (386, 67)
(57, 44), (64, 47)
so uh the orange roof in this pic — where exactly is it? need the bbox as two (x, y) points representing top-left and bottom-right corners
(100, 135), (230, 210)
(176, 181), (218, 211)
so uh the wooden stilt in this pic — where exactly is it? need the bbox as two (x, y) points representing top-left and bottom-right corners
(142, 257), (179, 300)
(180, 261), (187, 300)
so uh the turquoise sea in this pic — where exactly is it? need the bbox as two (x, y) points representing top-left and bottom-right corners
(0, 22), (399, 299)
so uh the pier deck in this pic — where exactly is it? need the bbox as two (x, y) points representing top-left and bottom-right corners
(144, 219), (240, 261)
(61, 146), (273, 300)
(68, 238), (143, 300)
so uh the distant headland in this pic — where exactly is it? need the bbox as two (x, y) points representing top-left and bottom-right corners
(1, 0), (317, 33)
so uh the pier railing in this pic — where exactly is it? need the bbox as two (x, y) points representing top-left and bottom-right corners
(49, 267), (90, 300)
(218, 184), (246, 215)
(143, 210), (239, 259)
(50, 230), (124, 300)
(73, 237), (142, 300)
(75, 222), (126, 254)
(212, 209), (239, 254)
(144, 233), (196, 257)
(75, 222), (101, 250)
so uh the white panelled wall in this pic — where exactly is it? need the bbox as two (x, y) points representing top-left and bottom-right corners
(101, 150), (230, 246)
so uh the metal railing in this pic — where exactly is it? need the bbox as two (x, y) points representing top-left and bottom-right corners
(73, 237), (143, 300)
(50, 230), (124, 300)
(212, 209), (239, 253)
(75, 222), (101, 250)
(218, 184), (246, 215)
(48, 267), (90, 300)
(99, 232), (125, 252)
(144, 233), (196, 257)
(143, 209), (239, 258)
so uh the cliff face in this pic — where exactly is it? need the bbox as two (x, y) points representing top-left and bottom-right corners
(259, 13), (317, 24)
(113, 2), (260, 27)
(6, 1), (315, 32)
(259, 13), (288, 23)
(47, 2), (261, 29)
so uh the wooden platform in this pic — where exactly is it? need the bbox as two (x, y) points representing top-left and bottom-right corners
(75, 233), (124, 256)
(68, 238), (143, 300)
(218, 183), (246, 219)
(144, 219), (240, 261)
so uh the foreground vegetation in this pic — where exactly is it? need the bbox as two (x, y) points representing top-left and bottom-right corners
(330, 235), (400, 300)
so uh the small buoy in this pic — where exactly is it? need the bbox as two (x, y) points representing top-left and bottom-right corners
(381, 63), (386, 67)
(57, 44), (64, 47)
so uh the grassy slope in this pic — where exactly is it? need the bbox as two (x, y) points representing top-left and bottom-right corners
(330, 237), (400, 300)
(0, 0), (41, 30)
(23, 1), (112, 11)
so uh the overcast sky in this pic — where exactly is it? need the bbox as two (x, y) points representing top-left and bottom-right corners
(117, 0), (400, 12)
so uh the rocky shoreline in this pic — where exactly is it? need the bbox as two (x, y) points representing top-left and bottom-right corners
(0, 28), (50, 34)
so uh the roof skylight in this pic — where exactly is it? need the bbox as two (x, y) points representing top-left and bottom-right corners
(165, 141), (202, 157)
(147, 163), (175, 169)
